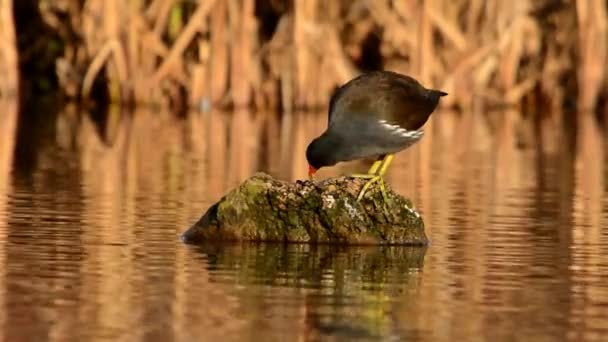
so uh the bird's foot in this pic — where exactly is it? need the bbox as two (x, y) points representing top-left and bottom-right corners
(378, 178), (389, 204)
(351, 175), (389, 203)
(356, 175), (380, 201)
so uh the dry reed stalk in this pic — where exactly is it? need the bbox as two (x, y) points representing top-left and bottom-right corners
(101, 0), (128, 102)
(576, 0), (607, 112)
(210, 0), (228, 103)
(419, 0), (433, 84)
(133, 18), (160, 102)
(81, 39), (127, 99)
(152, 0), (174, 36)
(188, 14), (211, 107)
(262, 15), (294, 113)
(152, 0), (216, 85)
(427, 4), (467, 52)
(127, 0), (143, 98)
(294, 0), (320, 107)
(189, 39), (209, 108)
(0, 0), (17, 96)
(374, 1), (418, 54)
(229, 0), (255, 107)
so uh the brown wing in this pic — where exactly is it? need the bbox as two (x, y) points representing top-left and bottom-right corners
(328, 70), (445, 131)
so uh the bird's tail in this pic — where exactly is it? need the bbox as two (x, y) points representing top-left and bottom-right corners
(427, 89), (448, 104)
(432, 90), (448, 97)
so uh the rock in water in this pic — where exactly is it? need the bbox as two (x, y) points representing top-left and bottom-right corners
(182, 173), (428, 245)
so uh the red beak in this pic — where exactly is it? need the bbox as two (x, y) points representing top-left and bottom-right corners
(308, 165), (317, 180)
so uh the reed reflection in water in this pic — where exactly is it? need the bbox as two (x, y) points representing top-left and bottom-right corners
(0, 101), (606, 341)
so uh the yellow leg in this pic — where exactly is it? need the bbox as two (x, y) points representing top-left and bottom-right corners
(375, 154), (393, 202)
(355, 154), (394, 202)
(377, 154), (394, 176)
(350, 160), (382, 179)
(356, 176), (380, 201)
(367, 159), (382, 175)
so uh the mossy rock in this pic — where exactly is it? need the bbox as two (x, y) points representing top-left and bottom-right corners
(182, 173), (428, 245)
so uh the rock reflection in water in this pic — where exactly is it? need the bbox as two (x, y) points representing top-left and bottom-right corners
(193, 243), (426, 341)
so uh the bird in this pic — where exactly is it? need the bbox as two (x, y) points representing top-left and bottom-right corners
(306, 70), (447, 202)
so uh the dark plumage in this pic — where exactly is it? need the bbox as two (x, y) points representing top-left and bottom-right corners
(306, 70), (447, 175)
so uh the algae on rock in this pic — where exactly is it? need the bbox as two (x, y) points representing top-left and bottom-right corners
(182, 173), (428, 245)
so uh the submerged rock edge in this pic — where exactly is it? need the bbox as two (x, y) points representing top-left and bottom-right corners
(182, 173), (428, 245)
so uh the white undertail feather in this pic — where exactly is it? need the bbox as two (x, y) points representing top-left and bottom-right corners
(378, 120), (424, 139)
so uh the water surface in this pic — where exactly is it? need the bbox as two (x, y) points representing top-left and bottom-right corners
(0, 103), (607, 341)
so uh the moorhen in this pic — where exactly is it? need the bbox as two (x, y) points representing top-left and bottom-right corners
(306, 70), (447, 201)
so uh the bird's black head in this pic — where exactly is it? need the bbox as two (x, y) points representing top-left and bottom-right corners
(306, 134), (340, 179)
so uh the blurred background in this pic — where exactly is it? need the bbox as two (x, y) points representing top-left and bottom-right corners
(0, 0), (606, 179)
(0, 0), (606, 112)
(0, 1), (608, 341)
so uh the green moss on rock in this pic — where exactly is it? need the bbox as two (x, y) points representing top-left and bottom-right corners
(182, 173), (428, 245)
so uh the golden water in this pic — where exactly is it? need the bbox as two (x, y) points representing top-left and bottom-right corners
(0, 101), (607, 341)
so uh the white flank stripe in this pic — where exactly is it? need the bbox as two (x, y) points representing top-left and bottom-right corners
(401, 130), (423, 139)
(378, 120), (423, 139)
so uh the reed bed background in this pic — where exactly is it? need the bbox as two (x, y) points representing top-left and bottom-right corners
(5, 0), (608, 115)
